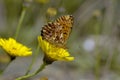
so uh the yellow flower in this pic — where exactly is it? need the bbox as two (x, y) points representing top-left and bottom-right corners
(38, 36), (74, 63)
(35, 0), (49, 4)
(46, 7), (57, 16)
(0, 38), (32, 57)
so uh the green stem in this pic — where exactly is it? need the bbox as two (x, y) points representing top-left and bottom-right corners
(95, 52), (101, 80)
(25, 44), (40, 75)
(15, 62), (47, 80)
(14, 7), (26, 40)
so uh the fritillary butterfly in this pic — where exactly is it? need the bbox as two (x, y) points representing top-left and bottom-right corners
(41, 15), (73, 47)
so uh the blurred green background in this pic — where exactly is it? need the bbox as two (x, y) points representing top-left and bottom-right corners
(0, 0), (120, 80)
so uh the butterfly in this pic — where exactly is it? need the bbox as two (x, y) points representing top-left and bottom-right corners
(41, 15), (73, 47)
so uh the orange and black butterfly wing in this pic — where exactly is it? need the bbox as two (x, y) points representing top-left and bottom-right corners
(41, 15), (73, 47)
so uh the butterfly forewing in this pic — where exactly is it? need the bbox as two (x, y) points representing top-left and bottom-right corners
(41, 15), (73, 47)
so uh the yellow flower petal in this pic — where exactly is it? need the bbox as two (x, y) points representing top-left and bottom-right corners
(38, 36), (74, 62)
(0, 38), (32, 57)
